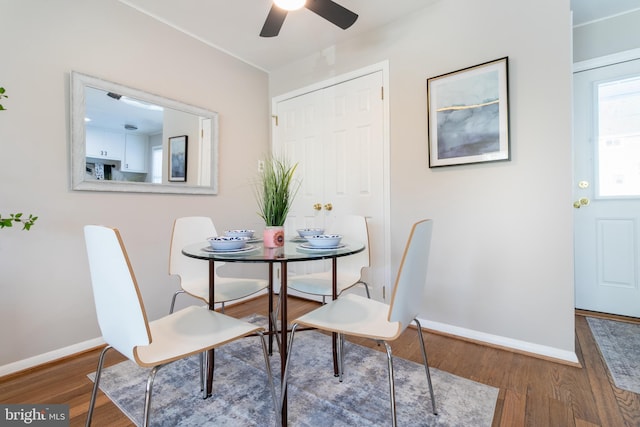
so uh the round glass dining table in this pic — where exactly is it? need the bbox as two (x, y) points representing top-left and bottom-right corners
(182, 238), (365, 425)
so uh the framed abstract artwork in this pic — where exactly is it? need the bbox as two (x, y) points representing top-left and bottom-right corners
(427, 57), (510, 167)
(168, 135), (188, 182)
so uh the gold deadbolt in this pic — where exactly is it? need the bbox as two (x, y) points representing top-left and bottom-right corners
(578, 180), (589, 189)
(573, 197), (590, 209)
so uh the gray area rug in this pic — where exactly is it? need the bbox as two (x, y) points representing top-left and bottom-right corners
(89, 315), (498, 426)
(587, 317), (640, 394)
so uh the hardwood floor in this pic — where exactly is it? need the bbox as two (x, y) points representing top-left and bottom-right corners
(1, 296), (639, 426)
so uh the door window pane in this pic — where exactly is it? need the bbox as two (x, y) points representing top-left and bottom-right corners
(597, 75), (640, 197)
(152, 146), (163, 183)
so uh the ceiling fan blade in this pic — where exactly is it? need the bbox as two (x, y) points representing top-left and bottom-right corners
(260, 5), (288, 37)
(305, 0), (358, 30)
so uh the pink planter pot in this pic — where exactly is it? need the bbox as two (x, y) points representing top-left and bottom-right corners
(263, 226), (285, 248)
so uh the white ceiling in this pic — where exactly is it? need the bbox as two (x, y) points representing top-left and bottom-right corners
(118, 0), (439, 72)
(119, 0), (640, 72)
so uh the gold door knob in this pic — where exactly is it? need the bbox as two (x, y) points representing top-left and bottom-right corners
(324, 203), (333, 211)
(573, 197), (590, 209)
(313, 203), (322, 211)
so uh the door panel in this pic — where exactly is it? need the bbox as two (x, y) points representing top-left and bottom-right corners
(274, 71), (385, 299)
(598, 219), (635, 287)
(574, 57), (640, 317)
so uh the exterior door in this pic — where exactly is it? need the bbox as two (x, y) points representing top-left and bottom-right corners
(273, 70), (386, 299)
(573, 56), (640, 317)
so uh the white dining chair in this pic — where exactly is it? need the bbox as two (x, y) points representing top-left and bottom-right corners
(169, 216), (268, 313)
(281, 219), (437, 426)
(288, 214), (371, 303)
(84, 225), (278, 427)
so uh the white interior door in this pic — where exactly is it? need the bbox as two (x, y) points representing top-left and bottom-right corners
(273, 70), (386, 300)
(573, 56), (640, 317)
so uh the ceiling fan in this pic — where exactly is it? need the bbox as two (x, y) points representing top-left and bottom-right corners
(260, 0), (358, 37)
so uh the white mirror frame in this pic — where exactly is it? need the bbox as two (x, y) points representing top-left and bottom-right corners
(70, 71), (219, 195)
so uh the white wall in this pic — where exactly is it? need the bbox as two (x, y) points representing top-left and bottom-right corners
(0, 0), (270, 372)
(0, 0), (579, 373)
(270, 0), (576, 361)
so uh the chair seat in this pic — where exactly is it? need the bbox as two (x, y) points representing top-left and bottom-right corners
(294, 293), (402, 341)
(181, 277), (268, 305)
(288, 271), (362, 296)
(134, 306), (262, 367)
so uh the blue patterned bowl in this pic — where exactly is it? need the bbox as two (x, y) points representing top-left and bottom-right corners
(207, 236), (249, 250)
(305, 234), (342, 248)
(297, 228), (325, 238)
(225, 229), (255, 239)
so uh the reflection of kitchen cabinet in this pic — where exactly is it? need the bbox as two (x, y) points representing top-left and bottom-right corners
(86, 127), (124, 160)
(123, 134), (148, 173)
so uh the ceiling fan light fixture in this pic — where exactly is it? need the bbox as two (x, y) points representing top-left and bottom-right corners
(274, 0), (305, 11)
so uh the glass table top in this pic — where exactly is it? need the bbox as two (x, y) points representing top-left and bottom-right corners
(182, 238), (365, 263)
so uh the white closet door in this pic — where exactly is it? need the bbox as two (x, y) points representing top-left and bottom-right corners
(274, 71), (385, 299)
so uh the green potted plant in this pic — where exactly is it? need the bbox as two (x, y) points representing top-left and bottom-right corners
(0, 213), (38, 230)
(0, 87), (7, 110)
(1, 86), (38, 231)
(255, 155), (300, 247)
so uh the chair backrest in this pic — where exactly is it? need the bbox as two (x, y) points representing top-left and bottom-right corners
(84, 225), (151, 361)
(169, 216), (219, 283)
(387, 219), (433, 331)
(328, 214), (370, 275)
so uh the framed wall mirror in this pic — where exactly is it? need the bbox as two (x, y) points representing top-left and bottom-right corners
(70, 71), (219, 194)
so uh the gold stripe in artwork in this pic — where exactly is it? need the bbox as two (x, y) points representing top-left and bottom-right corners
(437, 99), (499, 112)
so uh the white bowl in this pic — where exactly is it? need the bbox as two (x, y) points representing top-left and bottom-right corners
(225, 229), (255, 239)
(297, 228), (325, 238)
(305, 234), (342, 248)
(207, 236), (249, 251)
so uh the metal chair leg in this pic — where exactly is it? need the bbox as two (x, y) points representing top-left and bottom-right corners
(271, 292), (283, 351)
(362, 281), (371, 299)
(143, 365), (166, 427)
(199, 353), (205, 397)
(257, 331), (281, 426)
(337, 333), (345, 382)
(383, 342), (397, 427)
(280, 323), (299, 411)
(169, 289), (185, 314)
(85, 345), (112, 427)
(414, 319), (437, 415)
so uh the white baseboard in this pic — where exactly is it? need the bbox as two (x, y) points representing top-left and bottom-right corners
(0, 337), (105, 377)
(418, 317), (579, 365)
(286, 292), (579, 364)
(0, 292), (273, 378)
(1, 297), (579, 377)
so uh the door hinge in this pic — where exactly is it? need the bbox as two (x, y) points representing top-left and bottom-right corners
(382, 286), (386, 300)
(272, 115), (279, 126)
(381, 86), (384, 100)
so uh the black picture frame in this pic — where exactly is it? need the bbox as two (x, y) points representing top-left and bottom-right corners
(168, 135), (188, 182)
(427, 57), (510, 167)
